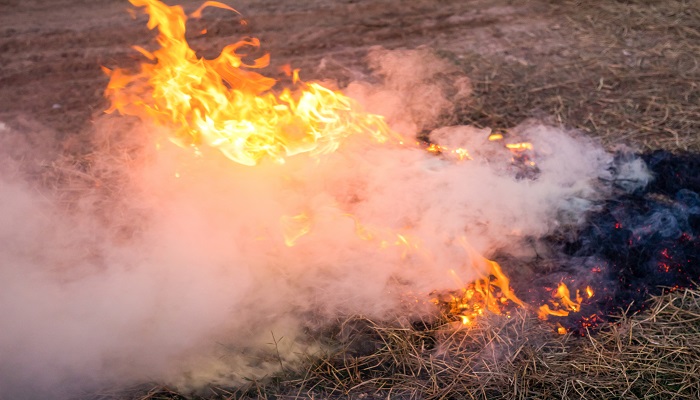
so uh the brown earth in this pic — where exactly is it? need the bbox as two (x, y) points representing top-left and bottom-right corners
(1, 0), (698, 153)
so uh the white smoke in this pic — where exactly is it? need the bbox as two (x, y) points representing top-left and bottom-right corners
(0, 50), (648, 398)
(346, 47), (472, 136)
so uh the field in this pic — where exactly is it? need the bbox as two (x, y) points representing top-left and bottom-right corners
(1, 0), (699, 398)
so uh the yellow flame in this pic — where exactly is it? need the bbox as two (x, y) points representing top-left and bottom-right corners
(488, 133), (504, 141)
(453, 147), (472, 161)
(105, 0), (395, 166)
(505, 142), (533, 151)
(586, 286), (594, 299)
(281, 213), (311, 247)
(556, 323), (567, 335)
(538, 282), (593, 320)
(425, 143), (472, 161)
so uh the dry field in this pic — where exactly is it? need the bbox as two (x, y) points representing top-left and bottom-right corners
(2, 0), (698, 151)
(1, 0), (699, 399)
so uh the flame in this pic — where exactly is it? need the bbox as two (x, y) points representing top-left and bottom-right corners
(538, 283), (594, 320)
(586, 286), (594, 299)
(105, 0), (534, 170)
(505, 142), (533, 151)
(281, 213), (312, 247)
(556, 323), (567, 335)
(104, 0), (395, 166)
(488, 132), (504, 141)
(425, 143), (472, 161)
(438, 240), (525, 326)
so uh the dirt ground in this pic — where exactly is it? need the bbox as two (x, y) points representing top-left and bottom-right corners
(1, 0), (698, 153)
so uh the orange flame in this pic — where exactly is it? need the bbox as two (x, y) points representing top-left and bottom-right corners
(104, 0), (394, 166)
(438, 239), (525, 326)
(443, 257), (524, 326)
(488, 133), (504, 141)
(556, 323), (567, 335)
(538, 283), (593, 320)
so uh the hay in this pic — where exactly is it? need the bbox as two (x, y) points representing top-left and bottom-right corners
(276, 289), (698, 399)
(103, 289), (700, 399)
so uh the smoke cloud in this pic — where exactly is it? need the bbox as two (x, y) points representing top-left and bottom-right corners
(0, 50), (647, 398)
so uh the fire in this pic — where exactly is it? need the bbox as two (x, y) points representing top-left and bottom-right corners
(556, 323), (567, 335)
(437, 239), (525, 326)
(440, 256), (524, 326)
(425, 143), (472, 161)
(488, 132), (504, 141)
(586, 286), (594, 299)
(505, 142), (534, 151)
(106, 0), (594, 333)
(280, 213), (311, 247)
(104, 0), (395, 166)
(538, 283), (594, 320)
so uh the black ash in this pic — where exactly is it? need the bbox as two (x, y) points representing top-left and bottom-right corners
(523, 150), (700, 334)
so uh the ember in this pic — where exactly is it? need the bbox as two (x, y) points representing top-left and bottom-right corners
(513, 150), (700, 334)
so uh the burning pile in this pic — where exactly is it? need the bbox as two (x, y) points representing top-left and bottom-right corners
(104, 0), (608, 334)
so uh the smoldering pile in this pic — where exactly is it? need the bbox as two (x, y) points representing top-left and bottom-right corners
(506, 150), (700, 334)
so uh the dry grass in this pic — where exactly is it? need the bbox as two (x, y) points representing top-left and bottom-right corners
(105, 289), (700, 399)
(446, 0), (700, 152)
(273, 289), (698, 399)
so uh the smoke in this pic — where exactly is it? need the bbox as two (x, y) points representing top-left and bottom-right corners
(0, 50), (648, 398)
(346, 47), (472, 136)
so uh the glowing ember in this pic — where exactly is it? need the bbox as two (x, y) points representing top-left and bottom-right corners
(488, 132), (504, 141)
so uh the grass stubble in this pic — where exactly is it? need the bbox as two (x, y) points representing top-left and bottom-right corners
(86, 289), (700, 400)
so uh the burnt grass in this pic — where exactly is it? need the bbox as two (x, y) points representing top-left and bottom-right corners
(3, 0), (699, 398)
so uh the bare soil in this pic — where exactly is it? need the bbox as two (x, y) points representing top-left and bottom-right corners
(2, 0), (697, 152)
